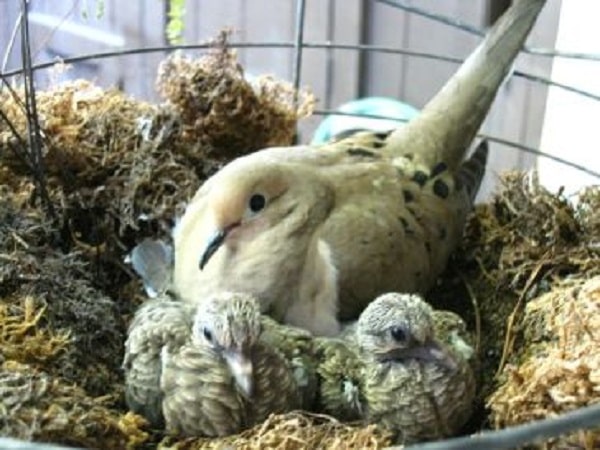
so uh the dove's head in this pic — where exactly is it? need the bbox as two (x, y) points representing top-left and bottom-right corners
(192, 291), (262, 397)
(357, 293), (456, 369)
(174, 156), (335, 274)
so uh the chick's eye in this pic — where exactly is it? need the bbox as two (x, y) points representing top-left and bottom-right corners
(203, 327), (213, 343)
(390, 326), (407, 342)
(248, 194), (266, 213)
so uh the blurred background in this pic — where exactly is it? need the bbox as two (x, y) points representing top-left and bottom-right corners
(1, 0), (599, 199)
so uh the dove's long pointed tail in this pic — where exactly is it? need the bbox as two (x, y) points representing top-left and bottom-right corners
(388, 0), (546, 168)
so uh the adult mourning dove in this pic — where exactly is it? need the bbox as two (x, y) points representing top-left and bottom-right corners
(173, 0), (547, 336)
(356, 293), (476, 444)
(123, 291), (306, 437)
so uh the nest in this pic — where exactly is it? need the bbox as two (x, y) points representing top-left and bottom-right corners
(0, 32), (599, 449)
(158, 413), (392, 449)
(0, 360), (148, 449)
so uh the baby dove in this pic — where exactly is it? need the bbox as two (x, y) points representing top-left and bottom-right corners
(356, 293), (476, 444)
(124, 292), (305, 437)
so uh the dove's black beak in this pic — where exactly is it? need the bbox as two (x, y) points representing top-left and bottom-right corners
(199, 229), (226, 270)
(200, 223), (239, 270)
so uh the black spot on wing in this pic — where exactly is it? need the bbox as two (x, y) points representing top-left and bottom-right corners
(403, 190), (414, 203)
(431, 162), (448, 177)
(372, 139), (385, 149)
(412, 171), (428, 187)
(347, 147), (378, 158)
(433, 179), (449, 199)
(374, 130), (392, 140)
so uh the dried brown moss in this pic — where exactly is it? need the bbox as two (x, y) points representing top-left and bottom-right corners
(0, 195), (128, 396)
(156, 31), (314, 159)
(0, 296), (70, 365)
(0, 32), (312, 258)
(158, 412), (392, 450)
(0, 361), (149, 449)
(487, 277), (600, 449)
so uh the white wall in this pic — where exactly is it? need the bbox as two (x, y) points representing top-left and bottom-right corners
(539, 1), (600, 194)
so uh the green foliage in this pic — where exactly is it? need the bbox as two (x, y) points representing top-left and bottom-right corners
(166, 0), (186, 45)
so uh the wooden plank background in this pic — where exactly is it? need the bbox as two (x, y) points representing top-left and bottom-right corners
(0, 0), (562, 200)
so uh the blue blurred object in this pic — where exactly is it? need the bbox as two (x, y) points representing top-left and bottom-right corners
(311, 96), (420, 144)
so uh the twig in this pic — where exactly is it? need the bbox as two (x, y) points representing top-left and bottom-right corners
(495, 260), (547, 377)
(19, 0), (57, 220)
(459, 274), (482, 357)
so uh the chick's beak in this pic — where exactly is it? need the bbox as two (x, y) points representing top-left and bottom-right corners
(223, 350), (254, 398)
(384, 340), (457, 371)
(199, 223), (239, 270)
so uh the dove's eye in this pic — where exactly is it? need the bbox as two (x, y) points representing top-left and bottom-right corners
(248, 194), (266, 213)
(203, 327), (214, 343)
(390, 326), (407, 342)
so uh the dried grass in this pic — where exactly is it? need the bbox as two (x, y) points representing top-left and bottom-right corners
(487, 277), (600, 449)
(159, 412), (392, 450)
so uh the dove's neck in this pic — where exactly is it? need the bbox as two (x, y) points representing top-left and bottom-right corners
(284, 237), (341, 336)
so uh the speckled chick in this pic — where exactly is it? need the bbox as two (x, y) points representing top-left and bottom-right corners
(356, 293), (476, 444)
(160, 292), (303, 437)
(173, 0), (546, 336)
